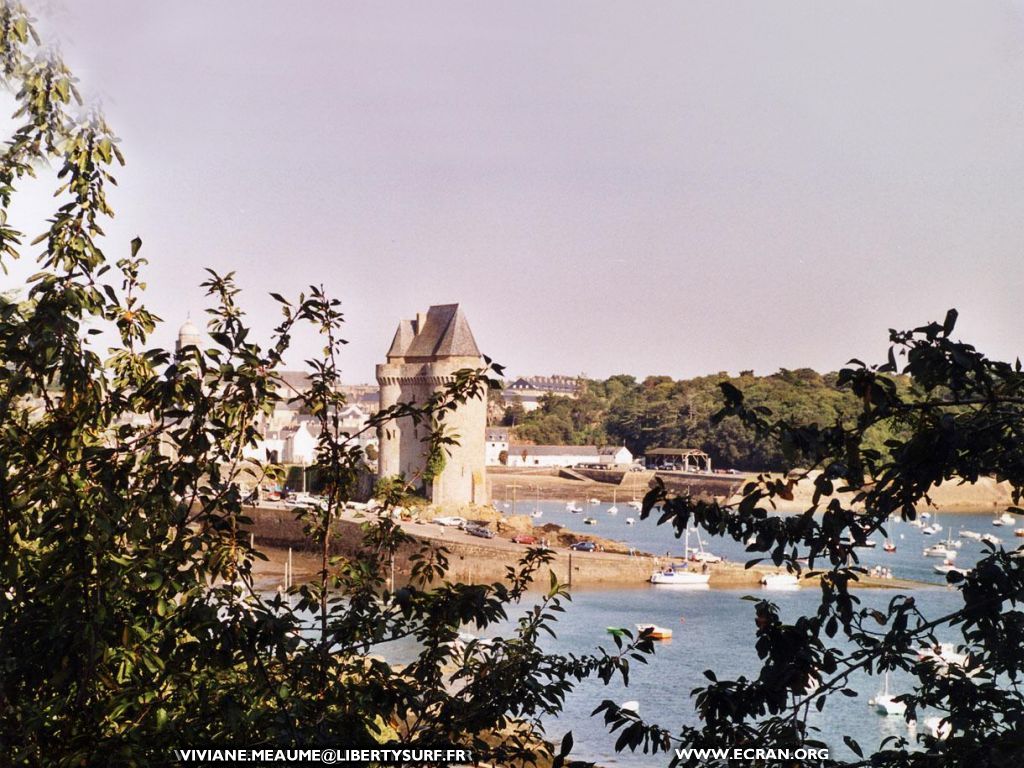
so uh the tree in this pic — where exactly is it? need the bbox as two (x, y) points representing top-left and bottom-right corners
(605, 309), (1024, 766)
(0, 6), (651, 766)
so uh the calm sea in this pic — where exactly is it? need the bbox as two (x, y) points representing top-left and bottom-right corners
(294, 504), (1012, 766)
(471, 503), (1005, 766)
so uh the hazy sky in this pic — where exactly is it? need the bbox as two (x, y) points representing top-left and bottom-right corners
(7, 1), (1024, 382)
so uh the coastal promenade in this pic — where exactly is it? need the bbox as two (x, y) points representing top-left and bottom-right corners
(244, 503), (921, 591)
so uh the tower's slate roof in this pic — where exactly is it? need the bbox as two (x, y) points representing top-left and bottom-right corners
(389, 304), (481, 360)
(386, 319), (416, 360)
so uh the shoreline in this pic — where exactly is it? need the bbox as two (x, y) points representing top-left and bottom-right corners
(245, 505), (931, 592)
(487, 468), (1017, 516)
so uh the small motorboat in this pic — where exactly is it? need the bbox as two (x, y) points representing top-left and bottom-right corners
(635, 623), (673, 640)
(1015, 529), (1024, 538)
(625, 517), (635, 525)
(980, 533), (1000, 546)
(993, 512), (1016, 526)
(583, 517), (597, 525)
(883, 540), (897, 553)
(607, 506), (618, 515)
(923, 544), (956, 558)
(760, 573), (799, 589)
(531, 509), (543, 519)
(960, 530), (982, 541)
(922, 523), (942, 535)
(934, 561), (967, 577)
(627, 500), (643, 510)
(566, 502), (583, 513)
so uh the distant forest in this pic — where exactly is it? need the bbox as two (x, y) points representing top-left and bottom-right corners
(496, 369), (911, 472)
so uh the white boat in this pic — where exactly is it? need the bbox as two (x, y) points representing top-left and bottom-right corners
(960, 530), (982, 540)
(607, 491), (619, 515)
(922, 523), (942, 535)
(566, 501), (583, 513)
(760, 573), (799, 589)
(625, 517), (635, 525)
(923, 544), (956, 558)
(924, 716), (950, 740)
(635, 623), (673, 640)
(980, 533), (1000, 546)
(650, 565), (710, 586)
(918, 643), (969, 671)
(934, 561), (967, 576)
(583, 517), (597, 525)
(921, 512), (932, 520)
(872, 671), (906, 716)
(531, 509), (543, 519)
(627, 500), (643, 510)
(993, 512), (1016, 526)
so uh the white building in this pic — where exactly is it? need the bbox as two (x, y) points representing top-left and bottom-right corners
(485, 427), (510, 465)
(502, 375), (580, 412)
(506, 444), (633, 468)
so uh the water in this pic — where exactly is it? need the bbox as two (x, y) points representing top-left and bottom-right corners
(477, 502), (1016, 764)
(517, 501), (1015, 587)
(281, 505), (1015, 766)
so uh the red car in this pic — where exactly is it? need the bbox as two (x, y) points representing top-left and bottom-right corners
(512, 534), (538, 545)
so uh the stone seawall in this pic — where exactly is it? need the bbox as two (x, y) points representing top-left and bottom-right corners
(244, 505), (915, 590)
(244, 505), (663, 587)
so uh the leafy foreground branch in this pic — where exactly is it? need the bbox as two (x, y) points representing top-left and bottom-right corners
(0, 5), (653, 766)
(604, 309), (1024, 767)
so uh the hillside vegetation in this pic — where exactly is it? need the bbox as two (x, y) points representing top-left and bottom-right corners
(500, 369), (911, 471)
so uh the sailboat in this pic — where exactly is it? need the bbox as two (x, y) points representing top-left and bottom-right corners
(531, 488), (543, 518)
(607, 489), (618, 515)
(872, 671), (906, 716)
(566, 500), (583, 513)
(650, 532), (710, 586)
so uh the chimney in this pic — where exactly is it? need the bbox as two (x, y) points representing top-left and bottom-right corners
(415, 311), (427, 334)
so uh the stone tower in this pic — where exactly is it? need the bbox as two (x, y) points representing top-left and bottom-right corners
(376, 304), (488, 507)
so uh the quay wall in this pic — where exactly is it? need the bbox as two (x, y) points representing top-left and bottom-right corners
(243, 506), (912, 590)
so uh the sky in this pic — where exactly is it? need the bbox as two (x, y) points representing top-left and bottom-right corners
(5, 1), (1024, 383)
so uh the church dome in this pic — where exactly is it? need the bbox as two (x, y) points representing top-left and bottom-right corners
(176, 316), (202, 352)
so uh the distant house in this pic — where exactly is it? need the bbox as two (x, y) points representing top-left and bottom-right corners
(485, 427), (510, 465)
(506, 444), (633, 468)
(502, 375), (580, 412)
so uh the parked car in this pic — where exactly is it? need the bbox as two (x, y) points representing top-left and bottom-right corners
(433, 516), (467, 528)
(465, 526), (495, 539)
(570, 541), (597, 552)
(289, 493), (327, 510)
(628, 465), (645, 472)
(512, 534), (538, 545)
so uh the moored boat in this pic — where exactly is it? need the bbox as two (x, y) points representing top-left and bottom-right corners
(635, 623), (673, 640)
(651, 565), (711, 586)
(760, 572), (799, 589)
(923, 544), (956, 558)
